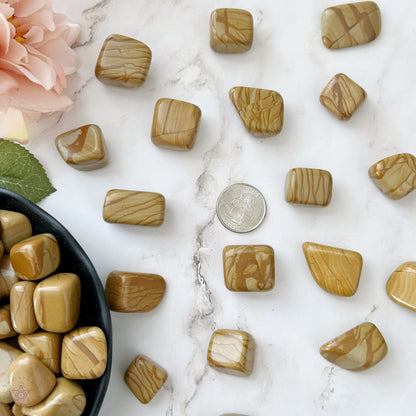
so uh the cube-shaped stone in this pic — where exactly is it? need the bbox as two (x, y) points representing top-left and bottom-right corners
(285, 168), (332, 206)
(124, 355), (167, 404)
(207, 329), (255, 376)
(151, 98), (201, 151)
(368, 153), (416, 199)
(95, 34), (151, 88)
(55, 125), (108, 171)
(320, 73), (366, 120)
(103, 189), (165, 226)
(223, 245), (275, 292)
(229, 87), (284, 137)
(0, 210), (32, 252)
(210, 8), (253, 53)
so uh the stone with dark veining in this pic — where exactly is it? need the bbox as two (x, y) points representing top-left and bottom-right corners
(10, 281), (38, 335)
(0, 256), (18, 299)
(0, 211), (32, 253)
(386, 262), (416, 312)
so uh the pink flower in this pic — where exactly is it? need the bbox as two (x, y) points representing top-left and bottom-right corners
(0, 0), (80, 142)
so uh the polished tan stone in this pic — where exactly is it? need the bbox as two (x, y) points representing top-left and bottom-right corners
(207, 329), (255, 376)
(21, 377), (86, 416)
(0, 307), (16, 340)
(322, 1), (381, 49)
(368, 153), (416, 199)
(95, 34), (151, 88)
(10, 234), (60, 281)
(320, 73), (366, 120)
(210, 8), (253, 53)
(0, 342), (21, 404)
(0, 404), (11, 416)
(285, 168), (332, 206)
(0, 211), (32, 253)
(105, 271), (165, 312)
(320, 322), (387, 371)
(124, 355), (167, 404)
(386, 262), (416, 312)
(303, 242), (363, 296)
(103, 189), (165, 226)
(9, 353), (56, 406)
(18, 332), (62, 374)
(55, 124), (108, 171)
(10, 281), (38, 335)
(61, 327), (107, 380)
(11, 405), (22, 416)
(0, 256), (18, 299)
(229, 87), (284, 137)
(33, 273), (80, 333)
(223, 245), (275, 292)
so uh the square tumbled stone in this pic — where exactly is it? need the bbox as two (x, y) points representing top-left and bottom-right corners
(285, 168), (332, 206)
(95, 34), (151, 88)
(103, 189), (165, 226)
(223, 245), (275, 291)
(151, 98), (201, 151)
(320, 73), (366, 120)
(210, 8), (253, 53)
(55, 125), (108, 171)
(124, 355), (167, 404)
(207, 329), (255, 376)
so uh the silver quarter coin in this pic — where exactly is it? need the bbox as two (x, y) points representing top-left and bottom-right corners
(216, 183), (267, 233)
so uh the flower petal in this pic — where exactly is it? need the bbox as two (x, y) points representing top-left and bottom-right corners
(0, 70), (18, 94)
(11, 0), (46, 18)
(0, 13), (10, 56)
(0, 107), (28, 143)
(37, 37), (77, 75)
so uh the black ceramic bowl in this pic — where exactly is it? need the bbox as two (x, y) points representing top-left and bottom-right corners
(0, 188), (112, 416)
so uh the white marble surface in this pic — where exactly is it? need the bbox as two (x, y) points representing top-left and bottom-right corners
(24, 0), (416, 414)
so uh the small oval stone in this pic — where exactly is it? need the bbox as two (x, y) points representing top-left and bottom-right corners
(10, 282), (38, 335)
(0, 256), (18, 299)
(0, 307), (16, 340)
(0, 342), (21, 404)
(0, 211), (32, 253)
(386, 262), (416, 312)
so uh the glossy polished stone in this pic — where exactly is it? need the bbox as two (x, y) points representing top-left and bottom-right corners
(368, 153), (416, 199)
(386, 262), (416, 312)
(55, 124), (108, 171)
(322, 1), (381, 49)
(0, 404), (11, 416)
(229, 87), (284, 137)
(10, 234), (60, 281)
(207, 329), (255, 376)
(11, 405), (22, 416)
(0, 306), (16, 340)
(0, 342), (21, 404)
(151, 98), (201, 151)
(105, 271), (166, 312)
(124, 355), (167, 404)
(223, 245), (275, 292)
(285, 168), (332, 206)
(9, 353), (56, 406)
(20, 377), (86, 416)
(33, 273), (81, 333)
(320, 73), (366, 120)
(320, 322), (387, 371)
(103, 189), (165, 226)
(0, 256), (18, 299)
(95, 34), (151, 88)
(303, 242), (363, 296)
(0, 211), (32, 252)
(61, 326), (107, 380)
(10, 281), (38, 334)
(18, 332), (62, 374)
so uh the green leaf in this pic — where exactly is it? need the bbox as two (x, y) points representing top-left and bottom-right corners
(0, 139), (56, 203)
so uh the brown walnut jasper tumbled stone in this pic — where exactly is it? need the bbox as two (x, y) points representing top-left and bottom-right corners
(0, 210), (32, 252)
(386, 262), (416, 312)
(0, 342), (21, 403)
(10, 281), (38, 334)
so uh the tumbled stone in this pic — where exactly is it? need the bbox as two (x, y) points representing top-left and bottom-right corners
(105, 271), (166, 312)
(0, 404), (11, 416)
(223, 245), (275, 292)
(229, 87), (284, 137)
(18, 332), (62, 374)
(11, 405), (22, 416)
(0, 307), (16, 340)
(124, 355), (167, 404)
(95, 34), (151, 88)
(103, 189), (165, 226)
(207, 329), (255, 376)
(322, 1), (381, 49)
(0, 256), (18, 299)
(33, 273), (80, 333)
(0, 211), (32, 253)
(55, 125), (108, 171)
(320, 322), (387, 371)
(151, 98), (201, 151)
(368, 153), (416, 199)
(303, 242), (362, 296)
(20, 377), (86, 416)
(320, 73), (366, 120)
(9, 353), (56, 406)
(61, 327), (107, 380)
(10, 234), (60, 281)
(285, 168), (332, 206)
(10, 281), (38, 335)
(386, 262), (416, 312)
(0, 342), (21, 404)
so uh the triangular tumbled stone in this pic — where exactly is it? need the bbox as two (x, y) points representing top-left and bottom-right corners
(386, 262), (416, 312)
(303, 242), (362, 296)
